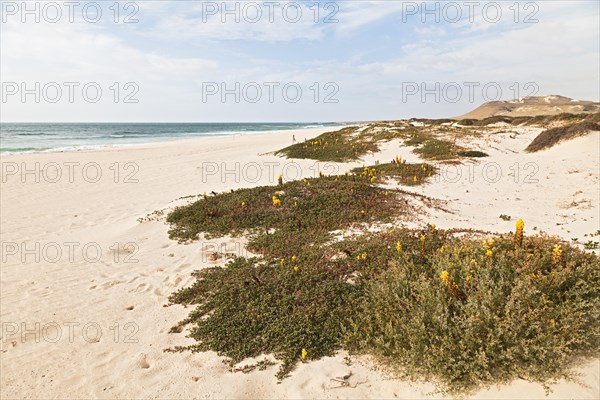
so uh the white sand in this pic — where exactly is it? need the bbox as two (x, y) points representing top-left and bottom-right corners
(1, 126), (598, 399)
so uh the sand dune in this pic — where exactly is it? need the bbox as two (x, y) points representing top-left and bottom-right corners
(455, 95), (600, 120)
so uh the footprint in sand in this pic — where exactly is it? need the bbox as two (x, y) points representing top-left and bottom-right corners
(174, 263), (190, 273)
(136, 354), (151, 369)
(130, 283), (150, 293)
(125, 305), (135, 311)
(100, 280), (125, 289)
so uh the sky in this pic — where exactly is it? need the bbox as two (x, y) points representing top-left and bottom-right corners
(1, 0), (599, 122)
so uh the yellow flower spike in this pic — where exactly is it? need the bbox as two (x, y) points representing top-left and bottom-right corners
(466, 274), (472, 283)
(552, 245), (563, 265)
(516, 218), (524, 230)
(485, 249), (493, 258)
(241, 201), (246, 208)
(440, 270), (465, 300)
(356, 255), (361, 260)
(413, 176), (417, 183)
(385, 191), (389, 196)
(439, 246), (445, 254)
(396, 241), (402, 253)
(515, 219), (525, 249)
(291, 255), (297, 263)
(293, 265), (299, 272)
(301, 348), (308, 360)
(431, 224), (436, 231)
(370, 177), (376, 183)
(280, 258), (285, 266)
(361, 210), (365, 214)
(549, 319), (556, 327)
(361, 252), (367, 260)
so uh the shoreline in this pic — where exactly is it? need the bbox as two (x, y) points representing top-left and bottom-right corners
(0, 124), (348, 157)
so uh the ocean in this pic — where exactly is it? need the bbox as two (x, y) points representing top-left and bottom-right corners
(0, 122), (339, 155)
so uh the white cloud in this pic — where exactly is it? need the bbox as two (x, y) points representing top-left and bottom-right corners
(1, 0), (597, 121)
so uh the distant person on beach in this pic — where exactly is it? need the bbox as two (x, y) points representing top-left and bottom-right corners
(293, 135), (296, 143)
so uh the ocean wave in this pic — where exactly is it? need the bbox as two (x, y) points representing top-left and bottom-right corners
(12, 132), (57, 137)
(0, 123), (336, 155)
(302, 124), (325, 128)
(0, 147), (51, 155)
(108, 134), (153, 138)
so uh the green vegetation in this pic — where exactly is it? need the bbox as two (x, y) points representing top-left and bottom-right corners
(412, 138), (458, 160)
(458, 112), (599, 127)
(166, 174), (426, 259)
(275, 123), (490, 163)
(167, 219), (600, 393)
(458, 150), (489, 158)
(166, 170), (600, 394)
(344, 232), (599, 394)
(351, 160), (436, 186)
(166, 171), (432, 379)
(168, 256), (355, 380)
(525, 120), (600, 152)
(275, 126), (378, 162)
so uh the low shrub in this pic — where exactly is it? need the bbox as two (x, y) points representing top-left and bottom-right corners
(166, 174), (418, 254)
(345, 233), (600, 394)
(168, 256), (356, 380)
(275, 126), (378, 162)
(525, 121), (600, 152)
(413, 138), (458, 160)
(458, 150), (489, 158)
(351, 161), (436, 186)
(167, 189), (600, 394)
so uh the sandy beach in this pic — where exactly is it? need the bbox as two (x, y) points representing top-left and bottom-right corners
(1, 124), (598, 399)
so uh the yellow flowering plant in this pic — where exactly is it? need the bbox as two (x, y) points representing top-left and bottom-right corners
(552, 245), (562, 265)
(272, 195), (281, 207)
(515, 219), (524, 249)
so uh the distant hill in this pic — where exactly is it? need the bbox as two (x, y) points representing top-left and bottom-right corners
(455, 95), (600, 120)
